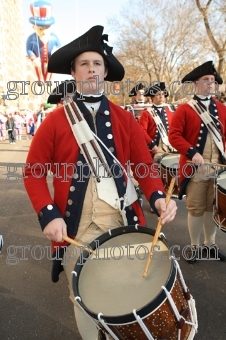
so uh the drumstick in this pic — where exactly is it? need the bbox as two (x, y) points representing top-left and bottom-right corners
(62, 235), (96, 255)
(143, 178), (175, 278)
(186, 160), (226, 168)
(148, 150), (177, 155)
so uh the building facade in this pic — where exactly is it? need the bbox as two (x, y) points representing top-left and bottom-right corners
(0, 0), (41, 111)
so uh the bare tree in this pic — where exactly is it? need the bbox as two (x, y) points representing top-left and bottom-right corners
(108, 0), (208, 103)
(195, 0), (226, 75)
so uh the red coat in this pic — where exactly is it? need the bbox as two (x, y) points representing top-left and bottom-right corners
(24, 97), (168, 282)
(168, 99), (226, 196)
(139, 106), (174, 144)
(24, 100), (165, 227)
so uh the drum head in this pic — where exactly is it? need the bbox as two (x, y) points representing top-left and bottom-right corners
(217, 170), (226, 193)
(73, 227), (174, 323)
(160, 155), (180, 170)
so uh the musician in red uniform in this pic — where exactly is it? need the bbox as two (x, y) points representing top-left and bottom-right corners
(168, 61), (226, 263)
(23, 26), (177, 339)
(139, 82), (175, 162)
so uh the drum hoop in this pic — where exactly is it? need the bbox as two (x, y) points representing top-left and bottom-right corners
(73, 225), (176, 325)
(217, 186), (226, 195)
(213, 215), (226, 232)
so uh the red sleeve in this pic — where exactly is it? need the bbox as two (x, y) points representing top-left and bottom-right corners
(139, 110), (154, 144)
(127, 112), (165, 199)
(23, 112), (56, 213)
(168, 105), (196, 156)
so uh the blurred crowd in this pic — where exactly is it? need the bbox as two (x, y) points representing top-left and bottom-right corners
(0, 104), (55, 144)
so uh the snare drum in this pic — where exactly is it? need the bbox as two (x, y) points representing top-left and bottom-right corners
(132, 104), (153, 121)
(213, 170), (226, 233)
(72, 226), (198, 340)
(160, 154), (180, 197)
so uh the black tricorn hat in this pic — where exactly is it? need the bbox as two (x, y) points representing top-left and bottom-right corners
(182, 61), (223, 84)
(146, 82), (169, 97)
(48, 25), (125, 82)
(47, 80), (76, 104)
(129, 83), (147, 97)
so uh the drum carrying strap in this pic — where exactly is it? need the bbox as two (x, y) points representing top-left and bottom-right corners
(188, 99), (226, 158)
(147, 107), (176, 152)
(63, 99), (137, 224)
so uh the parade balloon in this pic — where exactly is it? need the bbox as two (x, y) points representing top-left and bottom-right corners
(26, 1), (61, 83)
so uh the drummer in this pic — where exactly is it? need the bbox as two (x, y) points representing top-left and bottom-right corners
(139, 82), (176, 162)
(128, 82), (147, 104)
(128, 82), (148, 120)
(168, 61), (226, 263)
(23, 26), (177, 339)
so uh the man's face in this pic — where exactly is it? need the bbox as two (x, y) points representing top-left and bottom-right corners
(152, 91), (165, 105)
(71, 52), (108, 95)
(195, 74), (215, 96)
(135, 89), (145, 102)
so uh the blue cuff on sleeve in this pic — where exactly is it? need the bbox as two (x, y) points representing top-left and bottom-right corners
(149, 190), (166, 216)
(148, 141), (156, 149)
(186, 146), (199, 160)
(38, 204), (63, 231)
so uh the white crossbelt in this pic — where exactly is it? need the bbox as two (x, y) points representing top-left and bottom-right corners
(63, 100), (138, 224)
(188, 99), (226, 158)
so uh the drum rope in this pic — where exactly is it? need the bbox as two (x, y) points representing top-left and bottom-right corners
(162, 279), (198, 332)
(161, 286), (181, 321)
(172, 259), (199, 331)
(178, 329), (181, 340)
(97, 313), (119, 340)
(132, 310), (155, 340)
(172, 257), (189, 294)
(187, 299), (198, 330)
(73, 295), (100, 329)
(188, 298), (198, 331)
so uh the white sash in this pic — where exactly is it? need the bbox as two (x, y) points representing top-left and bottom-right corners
(63, 100), (137, 220)
(147, 107), (176, 151)
(188, 99), (226, 158)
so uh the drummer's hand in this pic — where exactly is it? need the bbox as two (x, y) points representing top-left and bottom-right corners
(43, 218), (67, 242)
(155, 198), (177, 225)
(151, 145), (158, 154)
(192, 153), (204, 165)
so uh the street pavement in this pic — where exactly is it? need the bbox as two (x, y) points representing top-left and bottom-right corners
(0, 134), (225, 340)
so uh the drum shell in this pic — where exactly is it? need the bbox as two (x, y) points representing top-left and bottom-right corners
(160, 154), (180, 196)
(213, 170), (226, 232)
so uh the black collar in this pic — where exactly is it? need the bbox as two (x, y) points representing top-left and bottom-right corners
(194, 95), (211, 102)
